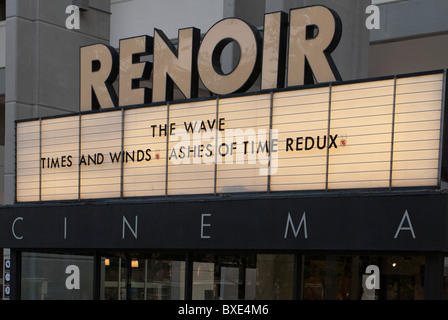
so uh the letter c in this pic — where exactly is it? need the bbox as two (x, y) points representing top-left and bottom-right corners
(12, 217), (24, 240)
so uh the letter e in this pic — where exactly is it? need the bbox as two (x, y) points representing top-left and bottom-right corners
(201, 213), (211, 239)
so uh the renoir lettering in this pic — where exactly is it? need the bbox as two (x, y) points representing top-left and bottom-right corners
(80, 5), (342, 111)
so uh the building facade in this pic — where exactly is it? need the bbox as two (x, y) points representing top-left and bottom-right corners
(0, 0), (448, 300)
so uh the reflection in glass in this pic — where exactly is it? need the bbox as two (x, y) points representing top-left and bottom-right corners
(192, 254), (294, 300)
(442, 257), (448, 299)
(102, 256), (126, 300)
(101, 253), (185, 300)
(145, 256), (185, 300)
(301, 255), (425, 300)
(19, 251), (427, 300)
(21, 252), (93, 300)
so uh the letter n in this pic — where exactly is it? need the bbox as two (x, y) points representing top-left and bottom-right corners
(284, 212), (308, 239)
(122, 216), (138, 239)
(152, 28), (200, 102)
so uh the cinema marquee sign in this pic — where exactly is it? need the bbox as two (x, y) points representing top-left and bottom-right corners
(15, 6), (446, 202)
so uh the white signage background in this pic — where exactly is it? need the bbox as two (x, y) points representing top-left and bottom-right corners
(16, 73), (445, 202)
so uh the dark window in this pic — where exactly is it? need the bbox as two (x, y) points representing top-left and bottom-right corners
(0, 95), (4, 146)
(0, 0), (5, 21)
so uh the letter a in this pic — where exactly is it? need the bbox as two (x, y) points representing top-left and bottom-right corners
(365, 5), (380, 30)
(394, 210), (416, 239)
(65, 5), (80, 30)
(365, 265), (380, 289)
(65, 265), (80, 290)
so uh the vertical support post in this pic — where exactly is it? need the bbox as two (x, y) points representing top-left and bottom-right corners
(14, 122), (17, 203)
(78, 114), (82, 200)
(144, 259), (148, 300)
(126, 255), (132, 300)
(214, 97), (219, 196)
(184, 253), (193, 300)
(437, 69), (446, 187)
(120, 107), (125, 199)
(165, 102), (170, 197)
(424, 254), (444, 299)
(292, 253), (303, 300)
(118, 257), (122, 300)
(93, 252), (102, 300)
(267, 91), (274, 192)
(325, 84), (332, 191)
(389, 76), (397, 190)
(9, 250), (21, 300)
(38, 118), (42, 202)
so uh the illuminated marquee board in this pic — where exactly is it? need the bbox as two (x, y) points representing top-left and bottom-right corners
(16, 72), (445, 202)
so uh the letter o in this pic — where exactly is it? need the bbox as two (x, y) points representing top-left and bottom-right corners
(197, 18), (262, 95)
(219, 143), (229, 156)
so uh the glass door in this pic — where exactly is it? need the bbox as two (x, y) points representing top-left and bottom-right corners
(101, 253), (185, 300)
(192, 253), (295, 300)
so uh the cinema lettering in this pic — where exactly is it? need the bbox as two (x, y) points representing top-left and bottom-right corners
(15, 5), (446, 203)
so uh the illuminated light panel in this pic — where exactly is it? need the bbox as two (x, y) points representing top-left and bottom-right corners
(16, 120), (40, 202)
(80, 111), (122, 199)
(216, 94), (271, 193)
(167, 100), (217, 195)
(15, 73), (446, 202)
(123, 105), (167, 197)
(41, 116), (79, 201)
(391, 74), (443, 187)
(328, 79), (395, 189)
(271, 86), (330, 191)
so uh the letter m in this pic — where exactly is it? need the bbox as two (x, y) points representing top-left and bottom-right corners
(284, 212), (308, 239)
